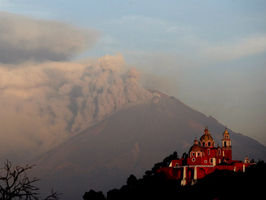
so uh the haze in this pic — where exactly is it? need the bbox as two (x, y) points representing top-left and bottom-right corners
(0, 0), (265, 149)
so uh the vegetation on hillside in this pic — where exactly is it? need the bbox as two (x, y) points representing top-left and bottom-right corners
(83, 153), (266, 200)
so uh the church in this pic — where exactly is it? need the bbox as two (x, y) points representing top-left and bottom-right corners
(158, 127), (253, 185)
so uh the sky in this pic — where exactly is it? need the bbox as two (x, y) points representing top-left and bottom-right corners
(0, 0), (266, 145)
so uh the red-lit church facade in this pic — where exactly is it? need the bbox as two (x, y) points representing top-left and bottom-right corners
(158, 127), (253, 185)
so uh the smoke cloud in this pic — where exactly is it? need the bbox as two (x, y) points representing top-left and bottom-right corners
(0, 11), (98, 64)
(0, 54), (152, 159)
(0, 12), (154, 160)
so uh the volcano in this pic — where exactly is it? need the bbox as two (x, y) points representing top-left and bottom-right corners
(33, 92), (266, 200)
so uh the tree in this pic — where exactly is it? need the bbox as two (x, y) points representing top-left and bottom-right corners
(126, 175), (137, 186)
(83, 190), (105, 200)
(151, 151), (179, 173)
(0, 160), (59, 200)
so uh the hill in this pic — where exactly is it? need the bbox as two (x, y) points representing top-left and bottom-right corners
(83, 158), (266, 200)
(33, 93), (266, 199)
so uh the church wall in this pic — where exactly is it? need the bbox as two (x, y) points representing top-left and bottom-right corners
(157, 128), (252, 185)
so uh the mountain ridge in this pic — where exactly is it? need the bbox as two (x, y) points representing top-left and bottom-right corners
(32, 93), (266, 200)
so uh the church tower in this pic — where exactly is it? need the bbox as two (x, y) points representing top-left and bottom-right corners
(221, 128), (232, 161)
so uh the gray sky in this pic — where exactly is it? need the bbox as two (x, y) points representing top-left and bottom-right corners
(0, 0), (265, 145)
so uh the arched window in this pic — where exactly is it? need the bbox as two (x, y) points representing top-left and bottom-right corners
(202, 142), (205, 147)
(224, 141), (227, 147)
(208, 142), (211, 146)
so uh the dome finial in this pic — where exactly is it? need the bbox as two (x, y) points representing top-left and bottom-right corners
(204, 126), (208, 134)
(194, 137), (199, 145)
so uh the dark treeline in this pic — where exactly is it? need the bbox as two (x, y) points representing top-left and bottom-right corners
(83, 152), (266, 200)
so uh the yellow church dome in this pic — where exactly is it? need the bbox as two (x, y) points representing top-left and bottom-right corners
(200, 127), (214, 142)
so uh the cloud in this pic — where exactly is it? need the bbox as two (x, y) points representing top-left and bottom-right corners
(202, 35), (266, 61)
(0, 12), (153, 161)
(0, 54), (152, 160)
(0, 11), (99, 64)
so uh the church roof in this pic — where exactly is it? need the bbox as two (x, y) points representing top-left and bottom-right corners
(200, 134), (214, 142)
(223, 128), (229, 135)
(200, 127), (214, 142)
(189, 144), (203, 152)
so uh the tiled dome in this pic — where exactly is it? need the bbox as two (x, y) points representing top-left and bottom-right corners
(200, 127), (214, 142)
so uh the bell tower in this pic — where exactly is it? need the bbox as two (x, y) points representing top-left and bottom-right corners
(221, 128), (232, 161)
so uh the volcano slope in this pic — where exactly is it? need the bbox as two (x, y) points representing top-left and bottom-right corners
(33, 92), (266, 200)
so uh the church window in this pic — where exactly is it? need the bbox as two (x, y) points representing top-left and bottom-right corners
(197, 152), (201, 157)
(208, 142), (211, 146)
(203, 142), (205, 147)
(192, 158), (196, 162)
(224, 141), (227, 147)
(192, 152), (195, 157)
(208, 149), (210, 155)
(218, 149), (221, 155)
(210, 158), (213, 164)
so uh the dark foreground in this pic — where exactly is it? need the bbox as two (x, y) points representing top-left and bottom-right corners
(83, 154), (266, 200)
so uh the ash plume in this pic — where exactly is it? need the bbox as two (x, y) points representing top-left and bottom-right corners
(0, 12), (153, 160)
(0, 54), (152, 158)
